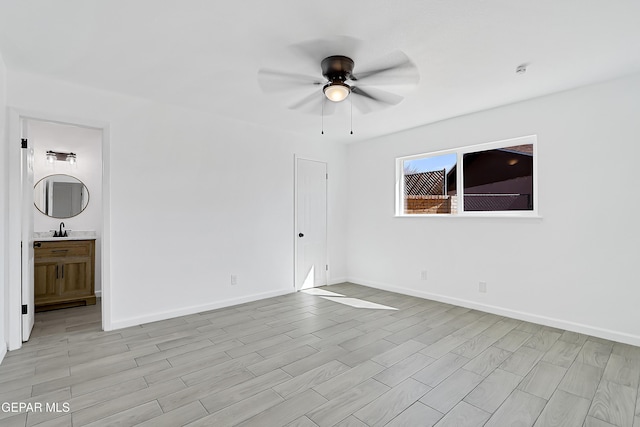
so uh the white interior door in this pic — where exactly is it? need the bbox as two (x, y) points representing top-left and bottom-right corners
(295, 158), (327, 290)
(21, 123), (35, 341)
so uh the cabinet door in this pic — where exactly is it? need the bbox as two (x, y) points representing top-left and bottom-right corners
(59, 261), (92, 297)
(34, 261), (59, 301)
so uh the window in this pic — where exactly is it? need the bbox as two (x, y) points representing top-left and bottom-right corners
(402, 152), (458, 214)
(396, 135), (537, 216)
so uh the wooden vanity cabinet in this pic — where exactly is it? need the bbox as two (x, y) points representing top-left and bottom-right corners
(34, 239), (96, 312)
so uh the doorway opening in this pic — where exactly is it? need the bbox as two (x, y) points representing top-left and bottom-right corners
(28, 119), (103, 339)
(8, 110), (109, 348)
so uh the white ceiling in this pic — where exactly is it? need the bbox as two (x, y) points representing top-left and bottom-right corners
(1, 0), (639, 143)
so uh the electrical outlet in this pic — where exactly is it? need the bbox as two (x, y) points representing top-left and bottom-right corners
(421, 270), (428, 280)
(231, 275), (237, 286)
(479, 281), (487, 293)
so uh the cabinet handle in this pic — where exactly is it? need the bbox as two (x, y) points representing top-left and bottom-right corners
(61, 265), (64, 278)
(56, 265), (59, 279)
(52, 250), (68, 253)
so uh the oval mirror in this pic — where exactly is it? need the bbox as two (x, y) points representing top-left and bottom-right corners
(34, 174), (90, 219)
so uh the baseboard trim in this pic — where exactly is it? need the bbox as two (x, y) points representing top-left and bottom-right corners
(348, 277), (640, 347)
(109, 289), (294, 330)
(328, 277), (348, 286)
(95, 290), (102, 298)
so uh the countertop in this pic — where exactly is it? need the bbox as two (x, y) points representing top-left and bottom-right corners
(34, 231), (97, 241)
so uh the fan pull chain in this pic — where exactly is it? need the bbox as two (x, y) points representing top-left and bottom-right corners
(321, 95), (324, 135)
(350, 96), (353, 135)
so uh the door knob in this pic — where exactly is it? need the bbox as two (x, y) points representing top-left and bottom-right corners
(298, 233), (304, 237)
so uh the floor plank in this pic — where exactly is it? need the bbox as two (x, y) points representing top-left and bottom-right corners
(558, 361), (603, 399)
(419, 369), (484, 413)
(484, 389), (547, 427)
(433, 401), (491, 427)
(384, 402), (443, 427)
(517, 360), (568, 400)
(306, 379), (388, 427)
(533, 389), (590, 427)
(588, 379), (637, 427)
(353, 378), (430, 426)
(463, 368), (523, 413)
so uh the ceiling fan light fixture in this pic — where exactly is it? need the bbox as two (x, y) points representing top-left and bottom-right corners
(323, 82), (350, 102)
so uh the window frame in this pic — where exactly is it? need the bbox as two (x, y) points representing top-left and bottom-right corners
(395, 135), (538, 218)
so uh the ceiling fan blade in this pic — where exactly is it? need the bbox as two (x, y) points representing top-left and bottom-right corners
(288, 90), (321, 109)
(351, 50), (419, 85)
(351, 86), (404, 114)
(287, 90), (337, 115)
(257, 68), (324, 92)
(289, 35), (363, 71)
(352, 86), (403, 104)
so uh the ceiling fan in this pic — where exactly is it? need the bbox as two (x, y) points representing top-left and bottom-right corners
(257, 36), (420, 116)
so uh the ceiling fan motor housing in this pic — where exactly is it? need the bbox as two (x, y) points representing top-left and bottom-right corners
(321, 55), (355, 82)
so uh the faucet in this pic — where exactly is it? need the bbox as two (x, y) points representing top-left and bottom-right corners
(54, 222), (67, 237)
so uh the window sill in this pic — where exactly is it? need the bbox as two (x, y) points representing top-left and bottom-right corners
(394, 213), (543, 219)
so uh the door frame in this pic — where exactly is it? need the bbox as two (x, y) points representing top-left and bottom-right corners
(7, 108), (111, 350)
(293, 155), (329, 291)
(20, 122), (35, 341)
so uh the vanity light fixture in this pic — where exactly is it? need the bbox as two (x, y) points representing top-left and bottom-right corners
(46, 151), (57, 163)
(46, 150), (77, 164)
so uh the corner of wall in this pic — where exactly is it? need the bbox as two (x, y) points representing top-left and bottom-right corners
(0, 49), (8, 364)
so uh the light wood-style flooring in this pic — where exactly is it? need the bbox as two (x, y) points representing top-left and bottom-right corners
(1, 283), (639, 426)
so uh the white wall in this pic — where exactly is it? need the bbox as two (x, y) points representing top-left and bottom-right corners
(29, 120), (103, 293)
(346, 73), (640, 345)
(6, 70), (348, 330)
(0, 50), (8, 362)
